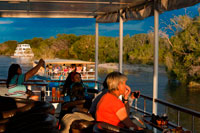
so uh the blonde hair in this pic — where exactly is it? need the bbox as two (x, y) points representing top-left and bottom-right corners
(106, 72), (127, 92)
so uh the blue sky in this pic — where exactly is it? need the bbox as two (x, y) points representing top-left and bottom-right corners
(0, 3), (199, 43)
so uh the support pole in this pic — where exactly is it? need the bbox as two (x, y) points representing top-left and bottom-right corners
(95, 22), (99, 89)
(153, 9), (159, 115)
(119, 10), (123, 73)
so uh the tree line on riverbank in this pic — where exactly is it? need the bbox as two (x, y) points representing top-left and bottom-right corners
(0, 12), (200, 86)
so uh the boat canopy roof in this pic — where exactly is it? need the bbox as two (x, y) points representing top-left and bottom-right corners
(34, 59), (95, 65)
(0, 0), (200, 23)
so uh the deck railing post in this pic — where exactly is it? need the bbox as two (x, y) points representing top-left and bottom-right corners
(135, 99), (138, 110)
(95, 22), (99, 90)
(192, 115), (195, 132)
(144, 98), (146, 113)
(177, 110), (180, 126)
(153, 8), (159, 115)
(119, 9), (123, 73)
(165, 106), (168, 115)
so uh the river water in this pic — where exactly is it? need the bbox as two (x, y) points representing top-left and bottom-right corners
(0, 56), (200, 131)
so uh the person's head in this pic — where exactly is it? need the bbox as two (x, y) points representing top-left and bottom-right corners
(8, 64), (22, 76)
(70, 82), (85, 100)
(106, 72), (128, 94)
(63, 71), (82, 95)
(71, 72), (81, 83)
(6, 64), (21, 88)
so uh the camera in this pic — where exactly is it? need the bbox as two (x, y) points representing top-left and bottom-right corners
(132, 91), (140, 98)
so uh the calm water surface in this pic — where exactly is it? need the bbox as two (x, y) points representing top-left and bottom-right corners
(1, 56), (200, 131)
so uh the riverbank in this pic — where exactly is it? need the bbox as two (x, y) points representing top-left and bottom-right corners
(98, 63), (166, 73)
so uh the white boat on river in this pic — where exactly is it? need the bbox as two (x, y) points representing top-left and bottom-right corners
(11, 44), (34, 64)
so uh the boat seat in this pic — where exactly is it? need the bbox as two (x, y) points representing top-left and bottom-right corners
(70, 120), (139, 133)
(70, 119), (95, 133)
(0, 97), (34, 119)
(4, 113), (58, 133)
(59, 100), (86, 121)
(59, 112), (94, 133)
(93, 122), (136, 133)
(61, 100), (86, 111)
(61, 100), (86, 115)
(0, 97), (57, 133)
(28, 101), (55, 115)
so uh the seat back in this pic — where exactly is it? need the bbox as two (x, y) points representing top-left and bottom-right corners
(70, 119), (95, 133)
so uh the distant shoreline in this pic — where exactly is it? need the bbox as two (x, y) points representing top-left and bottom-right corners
(98, 63), (166, 73)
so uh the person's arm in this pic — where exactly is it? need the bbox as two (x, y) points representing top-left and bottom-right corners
(123, 85), (131, 114)
(25, 59), (45, 81)
(116, 107), (140, 130)
(123, 100), (130, 115)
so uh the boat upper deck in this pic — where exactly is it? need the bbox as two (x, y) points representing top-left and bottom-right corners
(34, 59), (95, 80)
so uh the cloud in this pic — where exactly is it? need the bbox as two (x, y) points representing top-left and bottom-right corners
(65, 21), (145, 32)
(99, 21), (145, 31)
(0, 20), (13, 24)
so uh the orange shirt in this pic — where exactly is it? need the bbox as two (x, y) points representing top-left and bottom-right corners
(96, 92), (125, 127)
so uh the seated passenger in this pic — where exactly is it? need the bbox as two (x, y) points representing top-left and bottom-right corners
(70, 82), (85, 101)
(76, 64), (82, 73)
(89, 76), (108, 118)
(96, 72), (143, 131)
(5, 59), (45, 100)
(90, 72), (138, 117)
(59, 83), (93, 133)
(62, 71), (83, 96)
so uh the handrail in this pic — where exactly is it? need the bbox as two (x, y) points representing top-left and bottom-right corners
(155, 98), (200, 118)
(0, 79), (102, 84)
(0, 82), (48, 86)
(0, 79), (44, 82)
(137, 94), (200, 132)
(140, 94), (153, 100)
(139, 94), (200, 118)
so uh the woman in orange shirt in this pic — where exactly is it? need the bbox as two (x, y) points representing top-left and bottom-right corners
(96, 72), (143, 131)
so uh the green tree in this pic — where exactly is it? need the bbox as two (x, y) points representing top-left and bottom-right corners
(163, 14), (200, 84)
(69, 35), (95, 61)
(99, 36), (118, 63)
(54, 34), (80, 58)
(126, 33), (153, 64)
(1, 41), (18, 55)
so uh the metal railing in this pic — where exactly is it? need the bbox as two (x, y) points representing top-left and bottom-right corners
(42, 70), (95, 80)
(132, 94), (200, 132)
(0, 79), (103, 91)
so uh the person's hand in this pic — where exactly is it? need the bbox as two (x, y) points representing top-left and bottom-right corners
(136, 127), (143, 131)
(129, 126), (143, 131)
(39, 59), (45, 68)
(30, 95), (39, 101)
(130, 91), (140, 99)
(124, 85), (131, 100)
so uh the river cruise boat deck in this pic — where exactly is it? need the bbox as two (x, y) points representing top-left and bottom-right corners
(1, 0), (200, 132)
